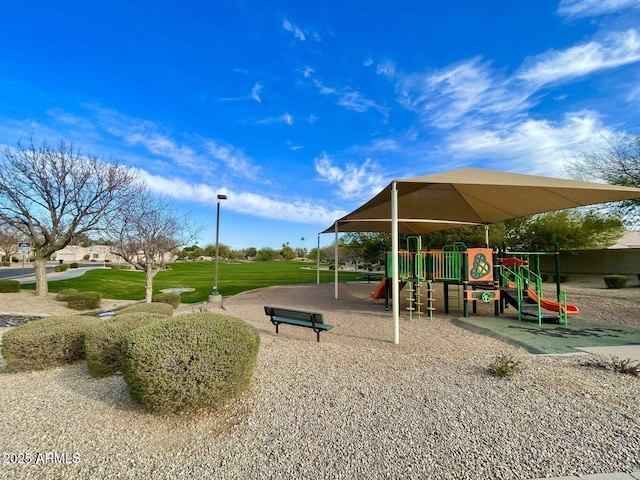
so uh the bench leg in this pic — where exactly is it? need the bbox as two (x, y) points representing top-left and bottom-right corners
(316, 330), (320, 342)
(275, 323), (279, 335)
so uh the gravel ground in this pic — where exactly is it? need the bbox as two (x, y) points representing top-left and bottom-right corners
(0, 280), (639, 480)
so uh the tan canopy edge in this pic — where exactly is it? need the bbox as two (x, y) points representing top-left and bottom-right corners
(320, 167), (640, 346)
(323, 167), (640, 234)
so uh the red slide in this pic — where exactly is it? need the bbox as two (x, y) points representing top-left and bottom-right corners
(527, 289), (579, 315)
(370, 278), (406, 299)
(370, 278), (387, 299)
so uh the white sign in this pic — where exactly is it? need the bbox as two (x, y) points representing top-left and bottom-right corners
(18, 242), (31, 255)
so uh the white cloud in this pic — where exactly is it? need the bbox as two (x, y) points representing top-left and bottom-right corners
(445, 110), (614, 174)
(363, 58), (374, 67)
(517, 29), (640, 87)
(257, 114), (294, 125)
(376, 61), (396, 78)
(287, 140), (303, 151)
(138, 170), (345, 225)
(251, 83), (263, 103)
(205, 140), (260, 179)
(314, 79), (388, 117)
(314, 153), (386, 199)
(558, 0), (640, 20)
(396, 57), (531, 129)
(303, 66), (314, 78)
(283, 19), (306, 41)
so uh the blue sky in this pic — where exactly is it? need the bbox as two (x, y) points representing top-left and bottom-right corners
(1, 1), (639, 250)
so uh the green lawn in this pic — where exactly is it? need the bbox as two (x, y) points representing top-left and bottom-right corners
(22, 262), (361, 303)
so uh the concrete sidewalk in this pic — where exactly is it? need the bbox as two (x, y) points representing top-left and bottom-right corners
(575, 345), (640, 363)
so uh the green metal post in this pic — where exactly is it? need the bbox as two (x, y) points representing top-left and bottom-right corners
(554, 243), (561, 303)
(462, 249), (469, 317)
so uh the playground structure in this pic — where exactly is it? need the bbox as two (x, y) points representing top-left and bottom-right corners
(371, 236), (579, 326)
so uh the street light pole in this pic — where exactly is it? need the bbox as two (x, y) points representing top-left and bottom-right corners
(210, 194), (227, 301)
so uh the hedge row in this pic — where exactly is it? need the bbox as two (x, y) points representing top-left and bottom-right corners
(1, 316), (98, 372)
(85, 313), (169, 377)
(0, 280), (20, 293)
(3, 312), (260, 415)
(603, 275), (627, 289)
(116, 302), (175, 316)
(121, 313), (260, 413)
(151, 292), (181, 308)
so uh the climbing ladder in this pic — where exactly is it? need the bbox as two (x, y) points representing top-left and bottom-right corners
(406, 278), (436, 319)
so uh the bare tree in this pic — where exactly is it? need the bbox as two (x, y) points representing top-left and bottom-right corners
(109, 192), (200, 302)
(0, 138), (141, 295)
(567, 132), (640, 222)
(0, 223), (20, 262)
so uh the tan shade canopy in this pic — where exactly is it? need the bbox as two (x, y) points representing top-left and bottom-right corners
(323, 167), (640, 234)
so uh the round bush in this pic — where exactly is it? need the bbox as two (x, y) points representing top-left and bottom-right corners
(54, 264), (69, 272)
(84, 313), (168, 377)
(69, 262), (79, 268)
(66, 291), (102, 310)
(151, 292), (180, 308)
(1, 261), (10, 267)
(1, 316), (97, 372)
(56, 288), (79, 301)
(0, 280), (20, 293)
(115, 302), (175, 317)
(121, 313), (260, 413)
(603, 275), (628, 289)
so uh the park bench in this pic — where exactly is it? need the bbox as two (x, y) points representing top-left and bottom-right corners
(264, 305), (333, 342)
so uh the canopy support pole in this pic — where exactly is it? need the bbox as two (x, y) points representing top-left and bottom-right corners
(316, 234), (320, 284)
(391, 182), (400, 345)
(334, 222), (339, 299)
(485, 224), (489, 248)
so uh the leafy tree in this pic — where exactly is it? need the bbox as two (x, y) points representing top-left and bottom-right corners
(0, 139), (140, 295)
(109, 193), (199, 302)
(426, 224), (507, 249)
(246, 247), (257, 257)
(567, 132), (640, 222)
(504, 211), (624, 250)
(280, 244), (296, 260)
(70, 232), (95, 247)
(342, 233), (391, 264)
(256, 247), (278, 261)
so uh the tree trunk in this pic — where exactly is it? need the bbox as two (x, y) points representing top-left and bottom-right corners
(144, 267), (160, 303)
(34, 256), (49, 296)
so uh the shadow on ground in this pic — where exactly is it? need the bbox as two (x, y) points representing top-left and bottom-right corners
(455, 315), (640, 354)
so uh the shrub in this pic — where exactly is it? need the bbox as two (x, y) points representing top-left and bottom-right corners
(84, 313), (167, 377)
(56, 288), (79, 301)
(0, 280), (20, 293)
(111, 264), (132, 270)
(1, 316), (97, 372)
(603, 275), (627, 289)
(552, 273), (570, 283)
(152, 292), (181, 308)
(66, 291), (102, 310)
(115, 302), (175, 317)
(54, 264), (69, 272)
(582, 355), (639, 377)
(1, 261), (10, 267)
(83, 254), (90, 261)
(487, 353), (521, 377)
(69, 262), (79, 269)
(121, 313), (260, 413)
